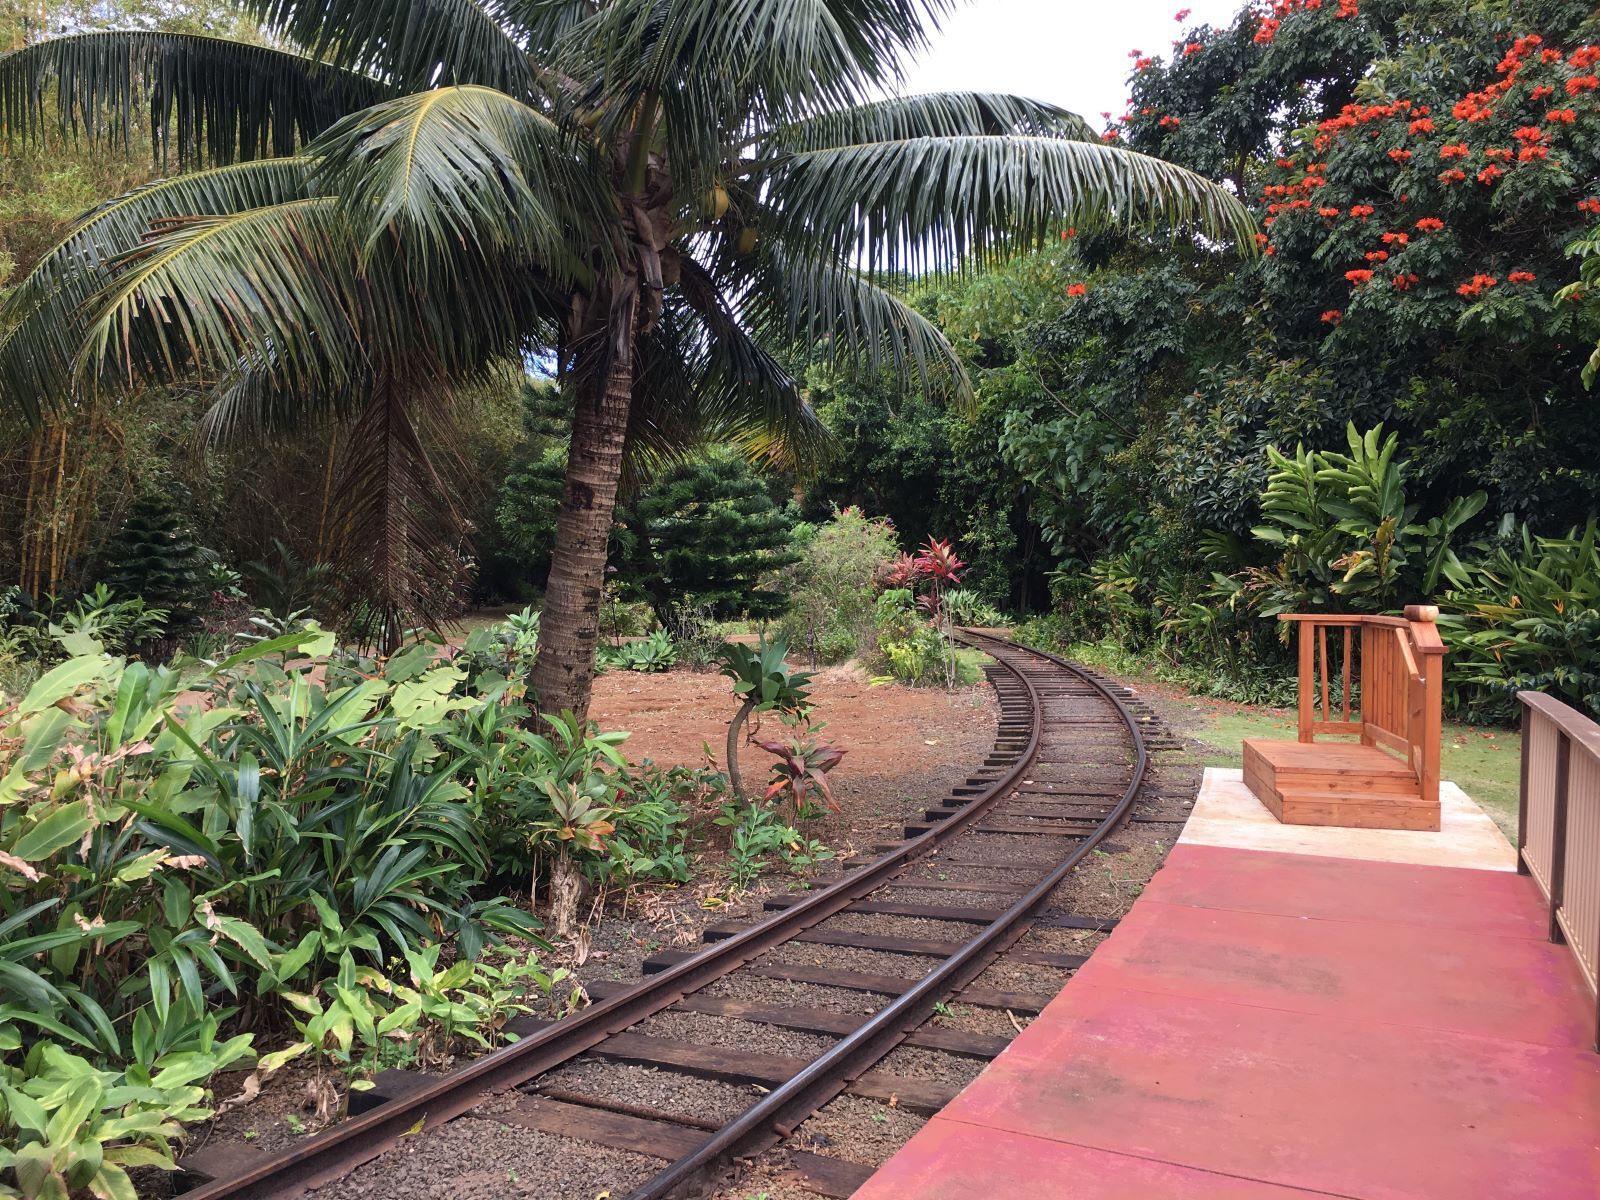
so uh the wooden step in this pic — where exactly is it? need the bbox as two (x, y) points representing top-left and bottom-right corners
(1273, 788), (1440, 831)
(1243, 738), (1438, 830)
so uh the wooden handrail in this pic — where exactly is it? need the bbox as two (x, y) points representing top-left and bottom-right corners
(1277, 606), (1445, 804)
(1517, 691), (1600, 1052)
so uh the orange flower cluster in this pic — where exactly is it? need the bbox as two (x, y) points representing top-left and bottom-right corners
(1568, 75), (1599, 95)
(1364, 249), (1389, 261)
(1344, 269), (1374, 285)
(1159, 114), (1182, 128)
(1577, 198), (1600, 214)
(1318, 206), (1341, 217)
(1183, 42), (1203, 56)
(1321, 309), (1342, 323)
(1388, 148), (1413, 162)
(1507, 271), (1538, 283)
(1450, 34), (1549, 122)
(1439, 168), (1468, 183)
(1381, 231), (1409, 246)
(1254, 17), (1279, 43)
(1439, 143), (1470, 158)
(1391, 273), (1421, 290)
(1409, 117), (1435, 134)
(1546, 108), (1577, 123)
(1485, 146), (1514, 161)
(1477, 164), (1504, 184)
(1067, 283), (1088, 298)
(1415, 217), (1446, 232)
(1348, 203), (1375, 218)
(1520, 145), (1549, 162)
(1457, 274), (1498, 298)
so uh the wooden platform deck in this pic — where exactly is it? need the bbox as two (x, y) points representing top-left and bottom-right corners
(1243, 737), (1440, 831)
(851, 769), (1600, 1200)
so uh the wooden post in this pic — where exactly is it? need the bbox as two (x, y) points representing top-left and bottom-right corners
(1548, 731), (1571, 946)
(1341, 626), (1353, 723)
(1297, 621), (1315, 743)
(1517, 703), (1532, 877)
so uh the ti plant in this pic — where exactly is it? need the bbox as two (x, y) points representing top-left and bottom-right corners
(755, 723), (846, 817)
(714, 638), (816, 802)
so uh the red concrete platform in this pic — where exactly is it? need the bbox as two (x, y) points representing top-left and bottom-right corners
(853, 842), (1600, 1200)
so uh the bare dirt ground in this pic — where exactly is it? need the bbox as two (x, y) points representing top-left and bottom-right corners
(568, 662), (999, 988)
(589, 661), (997, 847)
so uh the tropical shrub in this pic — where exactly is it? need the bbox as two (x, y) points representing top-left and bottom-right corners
(870, 589), (947, 686)
(1443, 519), (1600, 718)
(0, 626), (566, 1146)
(942, 589), (1007, 628)
(1246, 423), (1486, 616)
(756, 723), (847, 818)
(778, 507), (901, 665)
(0, 1036), (252, 1200)
(463, 709), (628, 938)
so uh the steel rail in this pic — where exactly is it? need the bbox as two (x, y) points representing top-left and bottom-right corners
(182, 634), (1046, 1200)
(621, 631), (1150, 1199)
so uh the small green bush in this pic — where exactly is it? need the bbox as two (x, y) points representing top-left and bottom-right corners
(778, 507), (900, 665)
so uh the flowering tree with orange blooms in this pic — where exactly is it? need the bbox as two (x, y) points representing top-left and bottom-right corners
(1110, 0), (1600, 526)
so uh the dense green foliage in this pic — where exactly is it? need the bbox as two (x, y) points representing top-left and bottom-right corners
(802, 0), (1600, 717)
(614, 455), (798, 632)
(99, 491), (213, 646)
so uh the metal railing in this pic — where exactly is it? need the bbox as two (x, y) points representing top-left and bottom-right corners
(1517, 691), (1600, 1052)
(1279, 605), (1446, 804)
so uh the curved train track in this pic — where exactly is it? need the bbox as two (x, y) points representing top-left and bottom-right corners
(180, 634), (1188, 1200)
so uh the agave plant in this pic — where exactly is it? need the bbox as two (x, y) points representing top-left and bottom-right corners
(0, 0), (1255, 715)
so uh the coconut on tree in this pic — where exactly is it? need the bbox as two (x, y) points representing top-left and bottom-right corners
(0, 0), (1255, 721)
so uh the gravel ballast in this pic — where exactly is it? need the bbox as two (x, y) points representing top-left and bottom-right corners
(314, 1116), (661, 1200)
(538, 1059), (757, 1123)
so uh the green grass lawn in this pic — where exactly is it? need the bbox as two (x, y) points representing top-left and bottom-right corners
(1154, 693), (1522, 840)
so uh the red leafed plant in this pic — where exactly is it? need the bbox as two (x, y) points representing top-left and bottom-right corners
(756, 730), (847, 815)
(913, 537), (965, 585)
(879, 552), (921, 589)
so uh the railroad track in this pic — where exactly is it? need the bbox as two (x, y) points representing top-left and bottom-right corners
(179, 634), (1192, 1200)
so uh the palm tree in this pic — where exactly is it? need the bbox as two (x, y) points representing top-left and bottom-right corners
(0, 1), (1254, 721)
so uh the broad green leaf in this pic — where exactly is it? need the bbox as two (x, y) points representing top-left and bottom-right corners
(12, 801), (95, 862)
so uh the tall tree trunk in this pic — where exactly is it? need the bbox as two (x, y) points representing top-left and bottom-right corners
(530, 298), (638, 722)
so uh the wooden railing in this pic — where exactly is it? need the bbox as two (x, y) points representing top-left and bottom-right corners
(1279, 606), (1446, 804)
(1518, 692), (1600, 1050)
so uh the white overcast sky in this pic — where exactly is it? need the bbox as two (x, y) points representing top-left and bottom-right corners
(902, 0), (1247, 123)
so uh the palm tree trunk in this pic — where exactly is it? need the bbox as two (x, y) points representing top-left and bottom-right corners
(530, 299), (637, 722)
